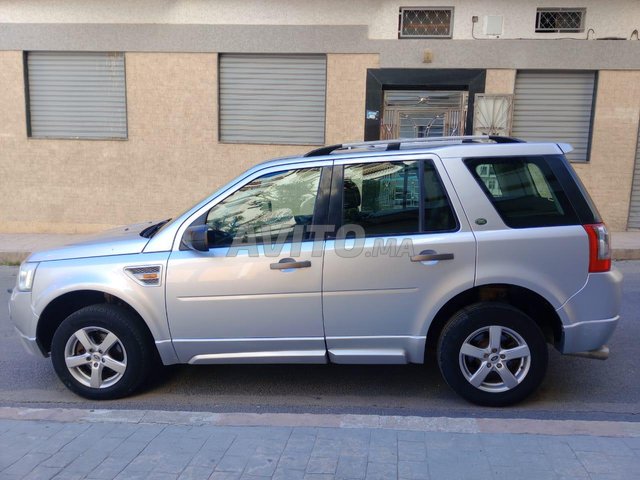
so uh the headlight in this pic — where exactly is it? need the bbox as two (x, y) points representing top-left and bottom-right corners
(17, 262), (38, 292)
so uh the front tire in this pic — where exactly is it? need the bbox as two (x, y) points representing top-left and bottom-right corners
(51, 304), (153, 400)
(437, 302), (548, 407)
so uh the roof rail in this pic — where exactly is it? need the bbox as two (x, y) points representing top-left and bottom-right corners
(303, 135), (525, 157)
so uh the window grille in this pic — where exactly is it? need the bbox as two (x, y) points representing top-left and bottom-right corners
(399, 8), (454, 38)
(535, 8), (586, 33)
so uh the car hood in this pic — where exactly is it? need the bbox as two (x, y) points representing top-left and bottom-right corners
(27, 221), (158, 262)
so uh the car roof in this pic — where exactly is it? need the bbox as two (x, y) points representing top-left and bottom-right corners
(252, 136), (571, 171)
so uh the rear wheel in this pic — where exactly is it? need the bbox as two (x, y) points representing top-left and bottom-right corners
(437, 302), (548, 407)
(51, 304), (153, 400)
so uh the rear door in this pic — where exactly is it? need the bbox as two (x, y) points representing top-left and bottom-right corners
(321, 155), (476, 364)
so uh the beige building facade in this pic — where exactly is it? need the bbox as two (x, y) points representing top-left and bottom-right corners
(1, 1), (639, 233)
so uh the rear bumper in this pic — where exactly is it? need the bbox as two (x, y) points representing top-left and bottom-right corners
(560, 316), (619, 355)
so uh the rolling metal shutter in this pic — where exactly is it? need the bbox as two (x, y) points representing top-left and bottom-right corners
(512, 71), (595, 162)
(219, 54), (326, 145)
(27, 52), (127, 139)
(628, 126), (640, 229)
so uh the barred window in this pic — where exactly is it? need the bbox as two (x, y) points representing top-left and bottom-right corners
(535, 8), (586, 33)
(399, 7), (454, 38)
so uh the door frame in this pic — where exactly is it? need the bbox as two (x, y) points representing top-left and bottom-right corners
(364, 68), (486, 141)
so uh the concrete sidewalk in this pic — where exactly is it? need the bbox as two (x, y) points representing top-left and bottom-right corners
(0, 407), (638, 480)
(1, 231), (640, 264)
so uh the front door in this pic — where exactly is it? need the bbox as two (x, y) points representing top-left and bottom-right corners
(380, 90), (468, 140)
(165, 165), (330, 364)
(322, 156), (476, 363)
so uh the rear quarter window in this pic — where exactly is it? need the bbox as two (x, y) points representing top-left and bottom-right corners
(464, 156), (580, 228)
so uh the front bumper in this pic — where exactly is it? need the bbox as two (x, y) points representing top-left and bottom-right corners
(8, 288), (44, 357)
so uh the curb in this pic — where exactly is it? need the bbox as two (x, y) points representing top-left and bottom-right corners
(613, 249), (640, 261)
(0, 407), (639, 438)
(0, 252), (28, 265)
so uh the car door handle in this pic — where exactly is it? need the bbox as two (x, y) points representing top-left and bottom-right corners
(270, 258), (312, 270)
(410, 252), (454, 262)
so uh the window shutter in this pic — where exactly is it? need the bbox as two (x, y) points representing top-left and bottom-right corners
(27, 52), (127, 139)
(219, 54), (326, 145)
(512, 71), (595, 162)
(628, 126), (640, 229)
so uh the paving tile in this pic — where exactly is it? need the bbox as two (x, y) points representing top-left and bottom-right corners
(215, 455), (249, 473)
(302, 474), (335, 480)
(306, 456), (337, 475)
(398, 441), (427, 462)
(86, 456), (130, 479)
(244, 454), (278, 476)
(22, 466), (62, 480)
(336, 455), (367, 479)
(368, 445), (397, 464)
(272, 468), (306, 480)
(177, 465), (214, 480)
(398, 460), (430, 480)
(2, 452), (51, 476)
(277, 453), (311, 471)
(366, 461), (397, 480)
(208, 472), (242, 480)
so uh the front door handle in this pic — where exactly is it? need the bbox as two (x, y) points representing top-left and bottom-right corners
(270, 258), (312, 270)
(410, 251), (454, 262)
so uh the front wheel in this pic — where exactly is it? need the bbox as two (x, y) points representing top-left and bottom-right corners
(51, 304), (153, 400)
(437, 302), (548, 407)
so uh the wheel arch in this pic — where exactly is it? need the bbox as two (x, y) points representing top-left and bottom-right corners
(425, 283), (563, 358)
(36, 290), (157, 358)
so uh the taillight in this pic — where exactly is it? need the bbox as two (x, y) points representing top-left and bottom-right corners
(583, 223), (611, 273)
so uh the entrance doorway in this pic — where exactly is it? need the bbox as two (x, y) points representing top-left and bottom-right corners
(380, 90), (468, 140)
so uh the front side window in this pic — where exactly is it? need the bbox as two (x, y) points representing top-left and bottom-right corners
(342, 160), (457, 236)
(206, 168), (322, 246)
(466, 156), (579, 228)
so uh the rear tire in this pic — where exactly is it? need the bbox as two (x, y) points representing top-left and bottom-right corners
(437, 302), (548, 407)
(51, 304), (153, 400)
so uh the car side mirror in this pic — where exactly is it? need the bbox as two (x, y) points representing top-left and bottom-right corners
(183, 225), (209, 252)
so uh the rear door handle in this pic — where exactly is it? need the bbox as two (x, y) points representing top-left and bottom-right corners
(410, 252), (454, 262)
(270, 258), (312, 270)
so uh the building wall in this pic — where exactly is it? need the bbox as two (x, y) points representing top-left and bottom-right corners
(0, 51), (379, 233)
(1, 0), (639, 233)
(1, 0), (638, 40)
(574, 71), (640, 230)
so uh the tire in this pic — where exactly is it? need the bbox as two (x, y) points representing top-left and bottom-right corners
(51, 304), (154, 400)
(437, 302), (548, 407)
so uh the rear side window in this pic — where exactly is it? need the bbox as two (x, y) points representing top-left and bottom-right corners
(465, 156), (579, 228)
(341, 160), (458, 236)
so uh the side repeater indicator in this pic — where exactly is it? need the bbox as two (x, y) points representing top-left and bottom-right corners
(124, 265), (162, 286)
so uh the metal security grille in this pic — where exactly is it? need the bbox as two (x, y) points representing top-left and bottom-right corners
(219, 54), (326, 145)
(536, 8), (586, 33)
(628, 126), (640, 229)
(26, 52), (127, 139)
(399, 8), (453, 38)
(381, 90), (467, 139)
(512, 71), (596, 162)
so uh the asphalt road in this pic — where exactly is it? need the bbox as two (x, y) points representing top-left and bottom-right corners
(1, 262), (638, 422)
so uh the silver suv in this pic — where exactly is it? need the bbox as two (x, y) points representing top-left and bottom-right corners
(9, 136), (622, 406)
